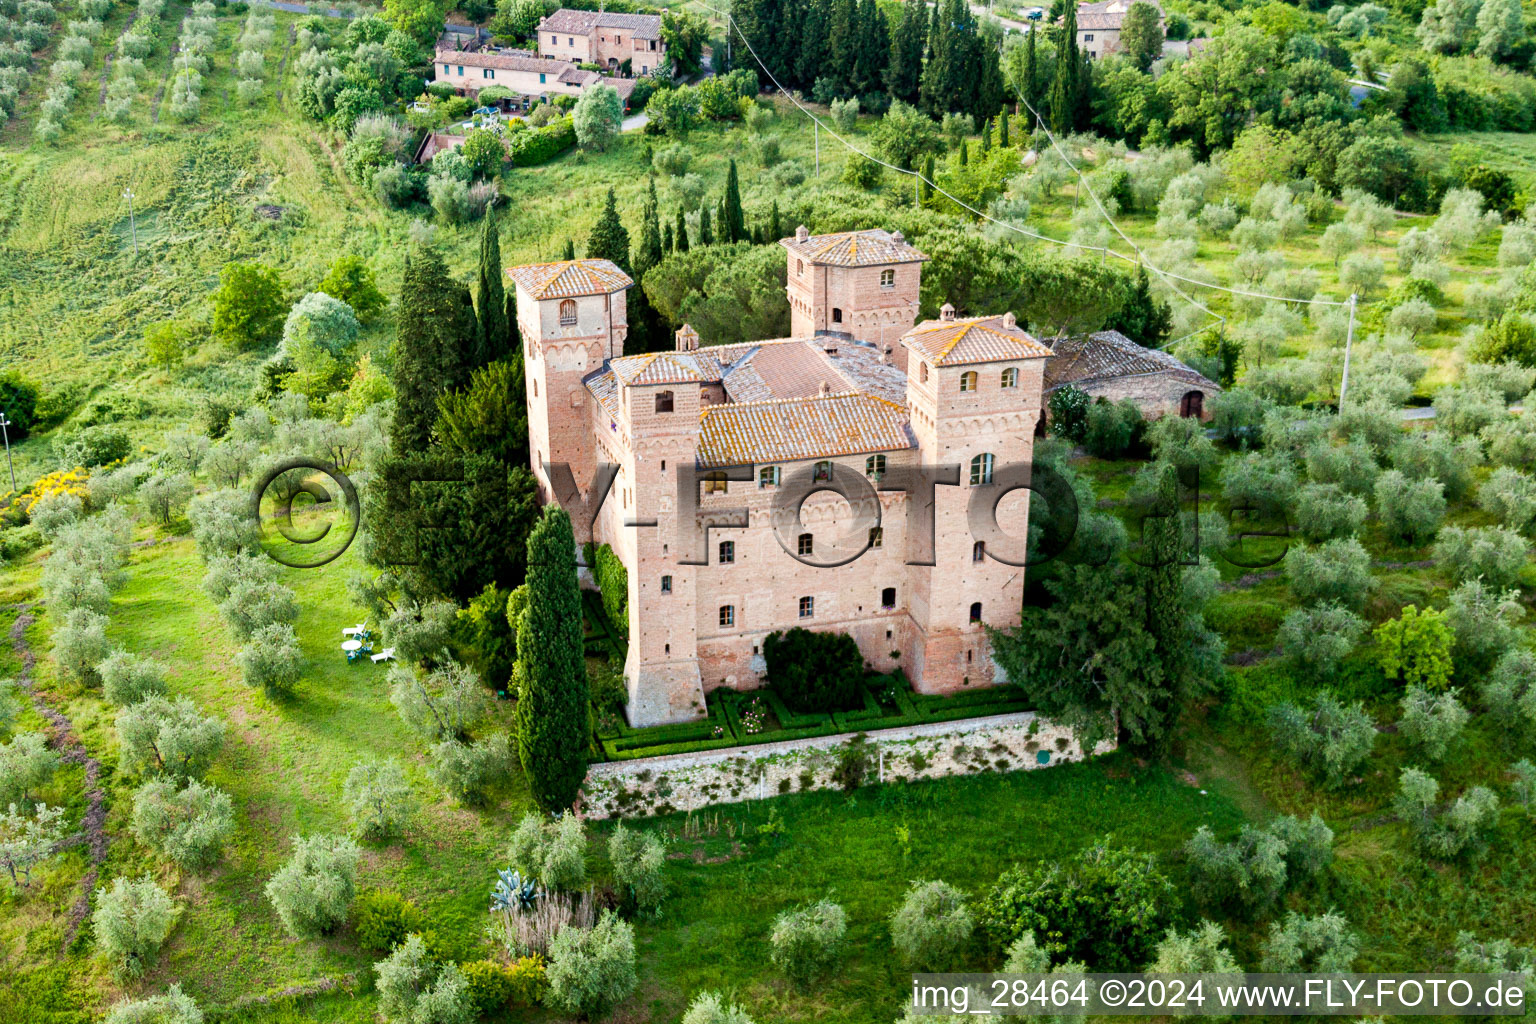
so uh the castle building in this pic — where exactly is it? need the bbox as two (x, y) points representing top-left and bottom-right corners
(512, 228), (1053, 727)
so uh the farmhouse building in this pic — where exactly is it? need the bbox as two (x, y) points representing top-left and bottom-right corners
(433, 38), (636, 103)
(535, 8), (666, 75)
(1043, 329), (1220, 420)
(512, 229), (1055, 727)
(1073, 0), (1163, 58)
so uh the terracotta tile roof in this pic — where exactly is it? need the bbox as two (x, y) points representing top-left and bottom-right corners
(779, 228), (929, 267)
(1073, 0), (1161, 29)
(697, 394), (914, 467)
(507, 259), (633, 299)
(609, 351), (723, 386)
(436, 46), (569, 74)
(538, 8), (663, 38)
(1043, 330), (1219, 392)
(902, 314), (1053, 366)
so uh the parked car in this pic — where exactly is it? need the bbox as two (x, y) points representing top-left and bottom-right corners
(1024, 6), (1045, 18)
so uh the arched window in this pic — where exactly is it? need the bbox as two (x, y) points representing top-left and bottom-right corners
(1001, 367), (1019, 389)
(970, 601), (982, 622)
(558, 299), (577, 325)
(797, 533), (813, 556)
(655, 390), (674, 413)
(719, 540), (735, 564)
(960, 371), (978, 392)
(759, 466), (781, 488)
(973, 541), (985, 562)
(813, 461), (833, 482)
(719, 605), (735, 627)
(704, 471), (728, 494)
(919, 362), (929, 383)
(865, 454), (886, 479)
(970, 453), (995, 485)
(797, 259), (804, 276)
(880, 268), (895, 288)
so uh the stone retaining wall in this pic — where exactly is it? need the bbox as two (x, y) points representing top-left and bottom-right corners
(578, 712), (1115, 819)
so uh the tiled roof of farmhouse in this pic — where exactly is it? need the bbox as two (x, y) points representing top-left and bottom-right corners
(1074, 0), (1161, 29)
(435, 46), (566, 74)
(697, 394), (913, 466)
(1043, 329), (1219, 392)
(779, 227), (929, 267)
(538, 8), (663, 38)
(507, 259), (633, 299)
(902, 312), (1053, 366)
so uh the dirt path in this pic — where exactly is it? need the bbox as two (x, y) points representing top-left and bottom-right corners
(7, 606), (110, 951)
(274, 24), (294, 102)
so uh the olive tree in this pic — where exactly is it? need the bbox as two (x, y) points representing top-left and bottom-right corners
(139, 473), (194, 526)
(41, 562), (110, 615)
(1477, 467), (1536, 531)
(1391, 430), (1480, 499)
(130, 778), (235, 871)
(1394, 768), (1499, 860)
(102, 985), (203, 1024)
(99, 650), (169, 707)
(1433, 525), (1529, 588)
(235, 622), (303, 697)
(1399, 686), (1470, 760)
(1304, 440), (1379, 496)
(609, 822), (667, 917)
(1482, 648), (1536, 739)
(264, 833), (361, 938)
(1185, 813), (1333, 915)
(93, 874), (180, 979)
(374, 933), (474, 1024)
(0, 732), (60, 806)
(1260, 911), (1359, 971)
(344, 760), (413, 840)
(506, 811), (586, 892)
(1374, 470), (1446, 545)
(1268, 691), (1376, 787)
(52, 607), (112, 686)
(389, 660), (488, 742)
(682, 991), (756, 1024)
(1151, 921), (1240, 972)
(889, 879), (974, 969)
(1446, 578), (1523, 673)
(1294, 483), (1368, 541)
(116, 697), (226, 781)
(1276, 603), (1366, 679)
(545, 911), (638, 1018)
(769, 898), (847, 989)
(1285, 538), (1373, 609)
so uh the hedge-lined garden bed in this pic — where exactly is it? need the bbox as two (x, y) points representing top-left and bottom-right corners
(592, 672), (1035, 762)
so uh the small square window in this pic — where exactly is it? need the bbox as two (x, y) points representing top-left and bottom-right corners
(704, 472), (728, 494)
(960, 370), (978, 392)
(869, 526), (883, 548)
(719, 540), (735, 564)
(831, 307), (843, 324)
(813, 461), (832, 482)
(880, 268), (895, 288)
(797, 533), (813, 556)
(798, 596), (814, 618)
(719, 605), (735, 627)
(865, 454), (886, 479)
(759, 466), (781, 488)
(881, 586), (896, 608)
(661, 575), (672, 594)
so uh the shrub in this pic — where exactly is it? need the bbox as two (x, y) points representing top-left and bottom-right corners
(1259, 911), (1359, 971)
(1482, 648), (1536, 738)
(462, 956), (548, 1016)
(682, 990), (756, 1024)
(116, 696), (226, 781)
(507, 811), (587, 892)
(1446, 578), (1523, 674)
(57, 425), (133, 468)
(1434, 385), (1504, 438)
(1293, 483), (1368, 541)
(608, 822), (666, 916)
(264, 833), (360, 938)
(545, 911), (638, 1018)
(375, 933), (473, 1024)
(1454, 931), (1536, 980)
(1276, 603), (1365, 679)
(1399, 685), (1469, 760)
(1374, 470), (1445, 544)
(103, 985), (203, 1024)
(428, 733), (511, 805)
(976, 843), (1173, 969)
(130, 778), (235, 871)
(1433, 525), (1529, 588)
(1477, 466), (1536, 530)
(1150, 921), (1240, 972)
(592, 543), (628, 635)
(1185, 813), (1332, 916)
(1303, 440), (1378, 496)
(890, 879), (973, 969)
(1394, 768), (1499, 860)
(236, 622), (302, 697)
(769, 898), (847, 988)
(763, 628), (864, 712)
(1373, 605), (1454, 690)
(93, 875), (180, 979)
(1048, 385), (1090, 442)
(353, 889), (425, 952)
(0, 732), (60, 806)
(1147, 413), (1219, 472)
(1285, 538), (1373, 609)
(53, 607), (111, 685)
(98, 651), (168, 707)
(1268, 691), (1376, 787)
(344, 760), (413, 840)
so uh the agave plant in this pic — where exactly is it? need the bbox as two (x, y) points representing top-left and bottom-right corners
(490, 868), (539, 913)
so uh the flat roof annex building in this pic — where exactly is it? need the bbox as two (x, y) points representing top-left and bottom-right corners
(510, 229), (1053, 726)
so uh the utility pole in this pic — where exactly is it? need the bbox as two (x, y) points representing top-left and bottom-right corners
(1338, 292), (1358, 411)
(0, 414), (15, 494)
(122, 186), (138, 257)
(814, 121), (820, 176)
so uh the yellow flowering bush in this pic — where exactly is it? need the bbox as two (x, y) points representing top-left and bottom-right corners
(22, 467), (91, 514)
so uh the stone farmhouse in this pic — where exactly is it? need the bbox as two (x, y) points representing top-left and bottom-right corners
(1074, 0), (1163, 59)
(1044, 329), (1220, 420)
(535, 8), (666, 76)
(511, 229), (1055, 726)
(433, 36), (636, 105)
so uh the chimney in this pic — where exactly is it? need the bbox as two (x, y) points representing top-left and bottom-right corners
(1001, 311), (1017, 330)
(818, 381), (831, 397)
(675, 323), (699, 352)
(891, 230), (905, 244)
(879, 346), (890, 364)
(940, 303), (956, 322)
(795, 224), (809, 242)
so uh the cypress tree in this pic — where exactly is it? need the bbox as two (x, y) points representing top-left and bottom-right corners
(980, 120), (992, 154)
(959, 139), (969, 166)
(769, 199), (782, 242)
(585, 188), (632, 275)
(722, 160), (745, 245)
(699, 206), (713, 246)
(474, 207), (511, 366)
(999, 106), (1010, 147)
(827, 0), (858, 97)
(391, 247), (478, 455)
(885, 0), (927, 104)
(919, 0), (952, 116)
(675, 207), (690, 252)
(1050, 2), (1078, 134)
(854, 0), (888, 97)
(1074, 47), (1094, 132)
(663, 222), (674, 253)
(920, 154), (935, 202)
(513, 506), (589, 811)
(1138, 462), (1193, 753)
(1024, 24), (1037, 111)
(561, 238), (576, 260)
(796, 0), (831, 91)
(636, 181), (664, 277)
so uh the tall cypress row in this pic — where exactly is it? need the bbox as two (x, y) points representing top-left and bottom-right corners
(475, 207), (510, 366)
(885, 0), (926, 104)
(513, 506), (589, 811)
(1050, 1), (1079, 133)
(391, 246), (478, 455)
(722, 160), (745, 244)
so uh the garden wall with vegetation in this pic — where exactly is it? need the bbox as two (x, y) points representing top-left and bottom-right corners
(580, 710), (1113, 818)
